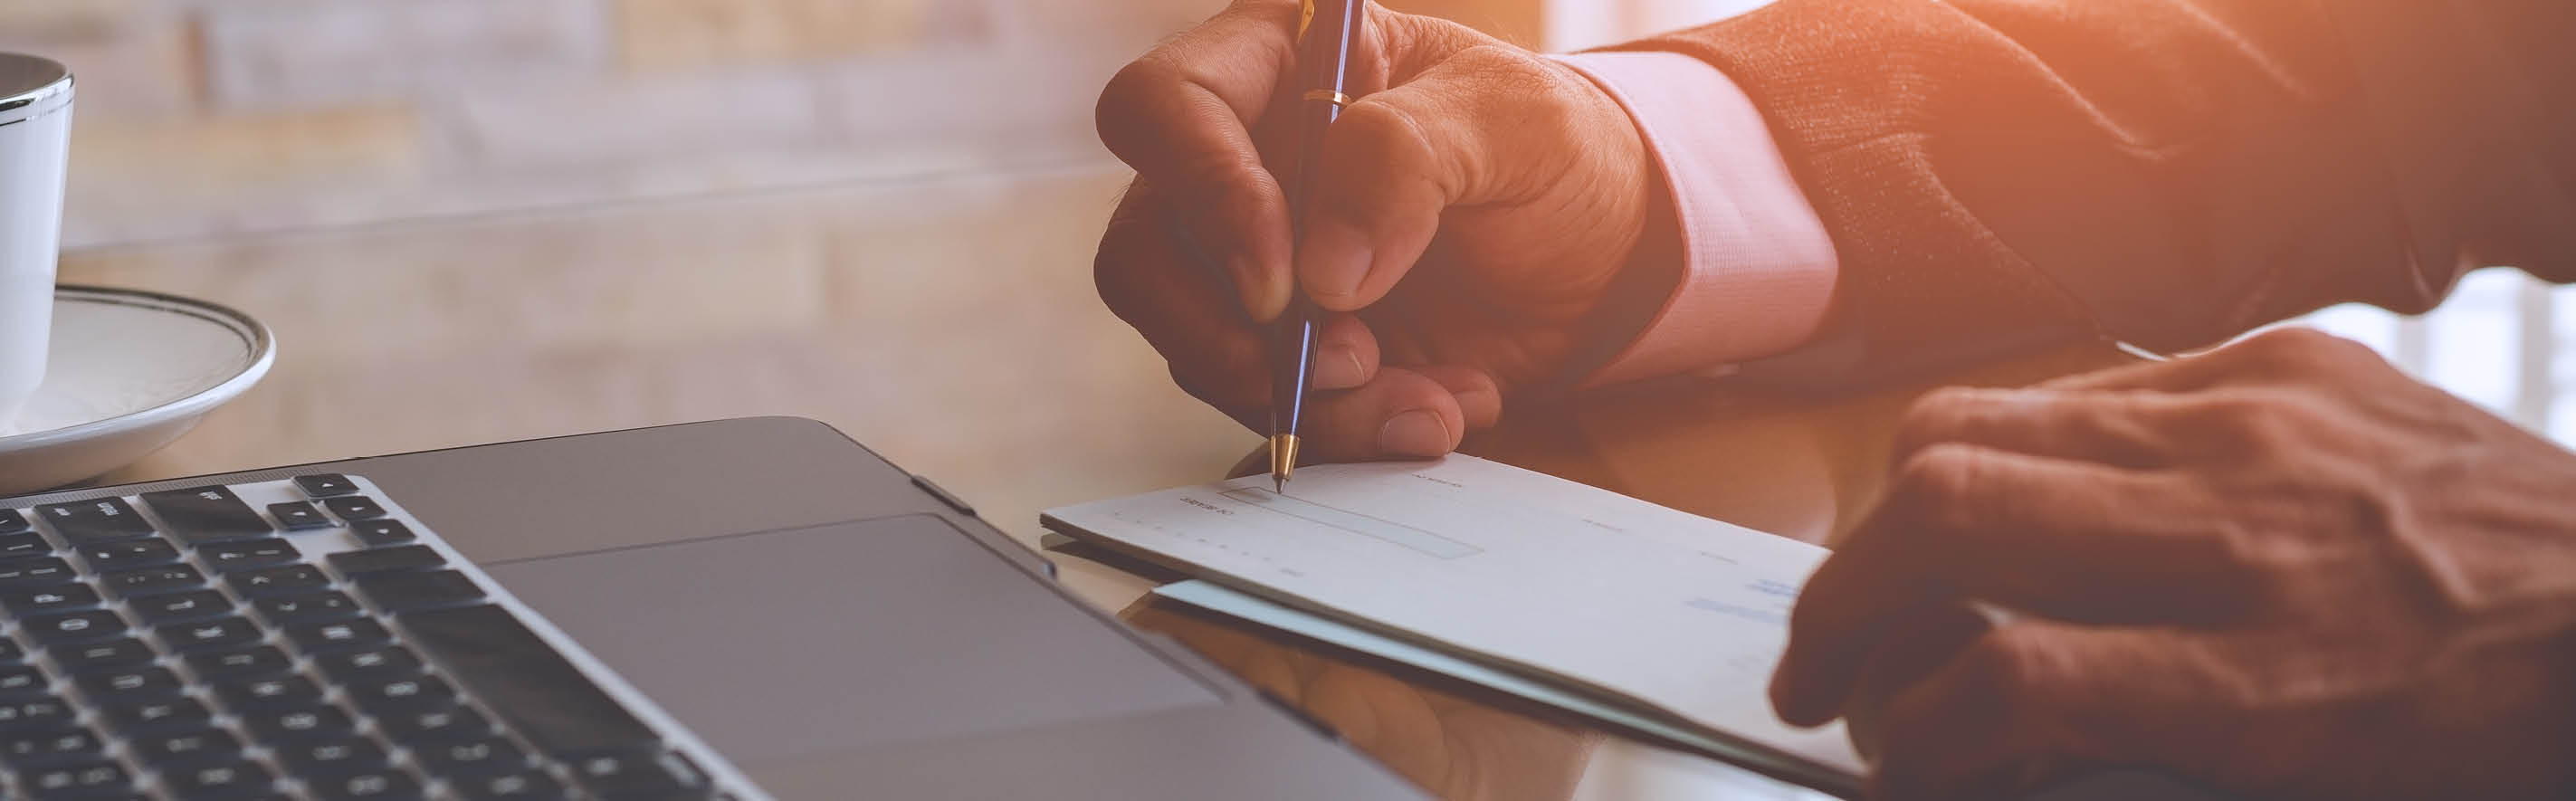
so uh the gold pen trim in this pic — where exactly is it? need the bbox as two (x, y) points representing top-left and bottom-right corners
(1267, 433), (1301, 491)
(1302, 89), (1355, 107)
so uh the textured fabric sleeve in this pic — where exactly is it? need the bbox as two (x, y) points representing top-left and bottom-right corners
(1600, 0), (2576, 380)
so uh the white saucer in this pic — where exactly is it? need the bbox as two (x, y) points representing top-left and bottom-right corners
(0, 285), (275, 494)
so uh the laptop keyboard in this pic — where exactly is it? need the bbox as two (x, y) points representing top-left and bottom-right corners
(0, 475), (758, 800)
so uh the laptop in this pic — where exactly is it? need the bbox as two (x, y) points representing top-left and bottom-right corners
(0, 415), (1423, 799)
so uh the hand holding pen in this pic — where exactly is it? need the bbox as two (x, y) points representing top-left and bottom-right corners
(1092, 0), (1658, 469)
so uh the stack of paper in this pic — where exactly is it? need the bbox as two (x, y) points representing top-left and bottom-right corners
(1041, 454), (1863, 795)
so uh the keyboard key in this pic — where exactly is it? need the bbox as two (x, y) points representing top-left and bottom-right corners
(165, 758), (273, 796)
(0, 557), (75, 588)
(275, 739), (387, 778)
(228, 564), (329, 596)
(131, 589), (233, 624)
(252, 591), (361, 625)
(269, 501), (334, 530)
(0, 639), (20, 663)
(0, 532), (48, 558)
(99, 697), (209, 735)
(456, 768), (566, 800)
(54, 638), (154, 672)
(1, 585), (98, 615)
(329, 545), (444, 576)
(0, 509), (24, 533)
(314, 645), (423, 683)
(72, 667), (183, 704)
(0, 728), (104, 766)
(349, 519), (415, 547)
(570, 749), (709, 797)
(131, 726), (241, 766)
(294, 474), (358, 497)
(421, 736), (529, 777)
(140, 485), (276, 544)
(322, 496), (387, 520)
(348, 673), (454, 715)
(0, 665), (45, 695)
(399, 604), (659, 753)
(0, 699), (74, 732)
(21, 758), (130, 796)
(75, 537), (179, 571)
(98, 565), (205, 598)
(378, 704), (492, 744)
(287, 618), (392, 653)
(352, 569), (482, 612)
(156, 618), (262, 652)
(311, 767), (423, 801)
(239, 704), (353, 742)
(23, 610), (128, 644)
(215, 675), (323, 713)
(197, 539), (300, 572)
(185, 645), (292, 682)
(33, 499), (154, 545)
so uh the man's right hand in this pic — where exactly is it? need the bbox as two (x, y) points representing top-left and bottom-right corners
(1093, 0), (1657, 462)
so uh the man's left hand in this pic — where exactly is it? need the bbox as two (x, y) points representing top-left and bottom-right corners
(1770, 329), (2576, 800)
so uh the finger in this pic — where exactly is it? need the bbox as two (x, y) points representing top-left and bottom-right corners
(1870, 623), (2221, 801)
(1894, 386), (2177, 469)
(1300, 366), (1467, 462)
(1095, 185), (1269, 410)
(1295, 46), (1543, 310)
(1770, 445), (2256, 726)
(1096, 1), (1304, 319)
(1413, 363), (1503, 430)
(1842, 602), (1991, 763)
(1312, 314), (1381, 391)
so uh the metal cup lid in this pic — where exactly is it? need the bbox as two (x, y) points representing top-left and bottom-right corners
(0, 53), (73, 128)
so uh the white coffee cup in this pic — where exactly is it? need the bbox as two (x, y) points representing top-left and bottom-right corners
(0, 54), (72, 434)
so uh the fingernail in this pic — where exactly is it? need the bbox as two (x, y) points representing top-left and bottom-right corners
(1312, 345), (1367, 389)
(1378, 410), (1452, 456)
(1297, 222), (1374, 305)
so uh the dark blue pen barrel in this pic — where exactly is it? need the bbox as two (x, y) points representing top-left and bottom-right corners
(1272, 0), (1363, 443)
(1269, 310), (1319, 437)
(1274, 97), (1340, 440)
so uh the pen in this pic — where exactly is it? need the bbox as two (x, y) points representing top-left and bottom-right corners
(1272, 0), (1364, 493)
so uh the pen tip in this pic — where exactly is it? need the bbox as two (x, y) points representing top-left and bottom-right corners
(1266, 433), (1301, 495)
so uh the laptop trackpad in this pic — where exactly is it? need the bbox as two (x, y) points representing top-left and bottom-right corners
(481, 514), (1223, 763)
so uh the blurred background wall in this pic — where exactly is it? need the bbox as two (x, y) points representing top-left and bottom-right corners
(3, 0), (1207, 247)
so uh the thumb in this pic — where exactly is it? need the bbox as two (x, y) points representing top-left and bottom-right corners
(1292, 45), (1570, 311)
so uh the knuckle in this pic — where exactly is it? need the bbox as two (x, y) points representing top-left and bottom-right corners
(1332, 100), (1435, 167)
(1318, 100), (1442, 211)
(1889, 443), (1989, 533)
(1894, 386), (1989, 450)
(2177, 391), (2305, 449)
(2237, 327), (2383, 371)
(1956, 628), (2059, 714)
(1176, 148), (1270, 195)
(1095, 59), (1172, 137)
(1090, 220), (1159, 317)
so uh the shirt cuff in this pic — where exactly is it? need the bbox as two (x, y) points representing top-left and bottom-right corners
(1548, 51), (1839, 386)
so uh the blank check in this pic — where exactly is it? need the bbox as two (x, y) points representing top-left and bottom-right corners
(1041, 455), (1865, 789)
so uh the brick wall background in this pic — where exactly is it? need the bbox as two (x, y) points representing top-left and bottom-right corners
(4, 0), (1239, 247)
